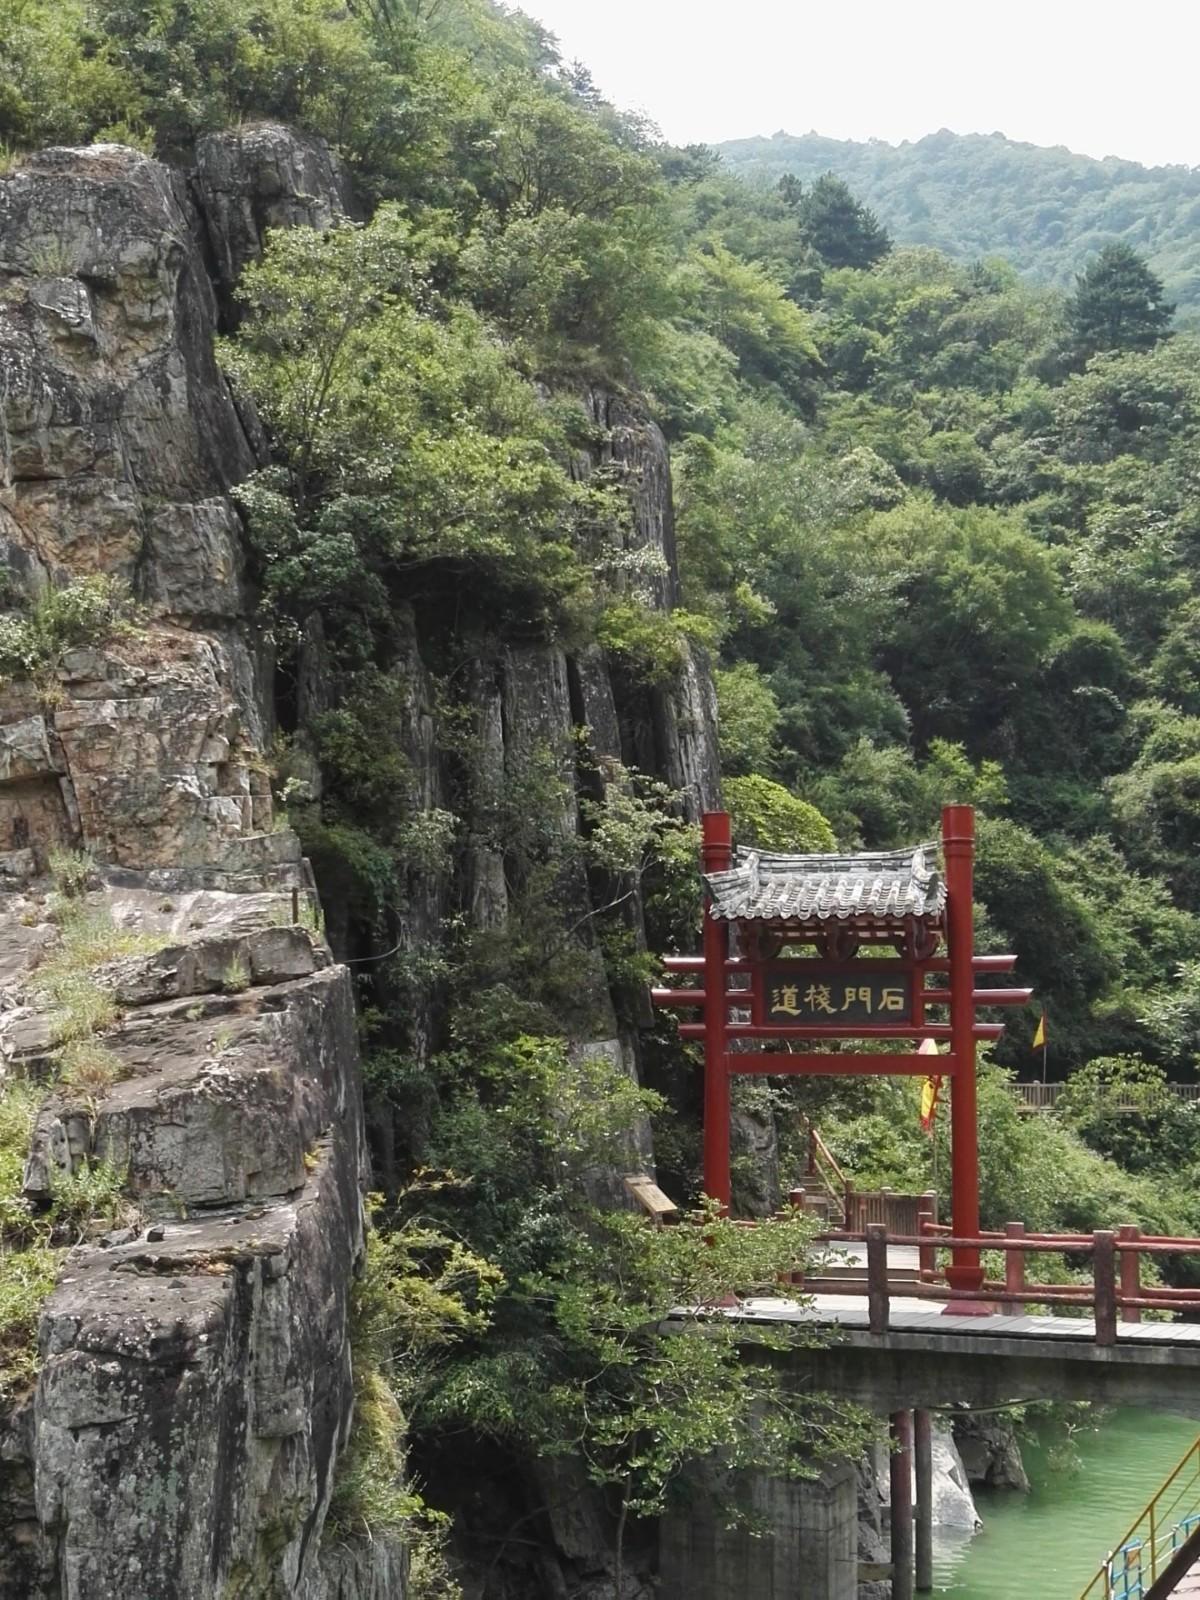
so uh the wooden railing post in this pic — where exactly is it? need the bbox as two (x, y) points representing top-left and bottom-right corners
(806, 1120), (818, 1177)
(1094, 1230), (1117, 1347)
(917, 1196), (936, 1282)
(844, 1178), (855, 1233)
(1005, 1222), (1027, 1316)
(1119, 1223), (1142, 1324)
(867, 1223), (889, 1334)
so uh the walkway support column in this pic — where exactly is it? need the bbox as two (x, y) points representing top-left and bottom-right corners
(701, 811), (732, 1210)
(914, 1409), (933, 1593)
(943, 804), (982, 1292)
(891, 1410), (914, 1600)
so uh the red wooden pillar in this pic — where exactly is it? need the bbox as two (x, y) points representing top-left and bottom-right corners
(943, 804), (983, 1292)
(701, 811), (732, 1209)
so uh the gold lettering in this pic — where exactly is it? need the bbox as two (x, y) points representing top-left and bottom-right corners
(771, 984), (802, 1016)
(803, 984), (836, 1016)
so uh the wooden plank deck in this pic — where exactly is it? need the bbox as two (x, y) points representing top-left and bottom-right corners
(733, 1292), (1200, 1346)
(776, 1240), (1200, 1347)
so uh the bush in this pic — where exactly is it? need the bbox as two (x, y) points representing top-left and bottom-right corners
(0, 576), (137, 683)
(724, 773), (836, 852)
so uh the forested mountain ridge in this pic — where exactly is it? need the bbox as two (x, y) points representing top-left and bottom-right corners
(716, 128), (1200, 318)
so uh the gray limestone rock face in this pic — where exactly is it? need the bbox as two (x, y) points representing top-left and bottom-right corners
(300, 1539), (409, 1600)
(574, 388), (722, 821)
(194, 123), (354, 312)
(0, 139), (290, 869)
(25, 965), (352, 1209)
(0, 879), (388, 1598)
(730, 1085), (782, 1217)
(951, 1410), (1030, 1492)
(0, 145), (256, 615)
(0, 126), (402, 1600)
(33, 1147), (363, 1599)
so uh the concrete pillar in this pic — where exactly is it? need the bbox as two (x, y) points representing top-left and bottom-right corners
(659, 1458), (859, 1599)
(890, 1411), (914, 1600)
(914, 1409), (933, 1592)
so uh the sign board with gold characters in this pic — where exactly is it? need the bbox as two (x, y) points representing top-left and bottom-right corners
(763, 966), (912, 1026)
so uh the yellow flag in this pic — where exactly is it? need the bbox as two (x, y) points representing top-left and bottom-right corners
(1032, 1014), (1046, 1051)
(918, 1037), (941, 1131)
(919, 1076), (939, 1126)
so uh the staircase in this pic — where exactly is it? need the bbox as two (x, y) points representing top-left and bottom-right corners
(1081, 1437), (1200, 1598)
(789, 1122), (850, 1227)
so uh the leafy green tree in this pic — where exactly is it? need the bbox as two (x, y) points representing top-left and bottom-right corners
(677, 241), (822, 405)
(714, 662), (780, 775)
(724, 774), (835, 851)
(220, 210), (593, 634)
(975, 817), (1116, 1067)
(866, 498), (1073, 747)
(1067, 243), (1174, 362)
(0, 0), (135, 147)
(1056, 1057), (1200, 1176)
(525, 1206), (869, 1592)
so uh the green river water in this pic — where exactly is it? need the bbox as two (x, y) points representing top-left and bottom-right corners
(930, 1409), (1198, 1598)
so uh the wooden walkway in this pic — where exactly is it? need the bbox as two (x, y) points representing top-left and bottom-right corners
(741, 1291), (1200, 1346)
(759, 1241), (1200, 1348)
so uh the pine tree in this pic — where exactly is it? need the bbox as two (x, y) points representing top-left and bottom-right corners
(1068, 243), (1174, 360)
(785, 171), (891, 270)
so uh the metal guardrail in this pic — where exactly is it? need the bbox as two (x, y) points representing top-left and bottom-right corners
(1080, 1436), (1200, 1598)
(1012, 1083), (1200, 1113)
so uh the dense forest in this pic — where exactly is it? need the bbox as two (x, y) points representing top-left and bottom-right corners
(6, 0), (1200, 1589)
(718, 129), (1200, 319)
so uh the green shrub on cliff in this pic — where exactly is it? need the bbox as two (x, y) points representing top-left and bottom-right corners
(724, 774), (836, 852)
(221, 209), (604, 638)
(0, 575), (139, 687)
(0, 1079), (57, 1400)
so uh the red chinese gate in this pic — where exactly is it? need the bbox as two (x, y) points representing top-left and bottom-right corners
(652, 804), (1031, 1291)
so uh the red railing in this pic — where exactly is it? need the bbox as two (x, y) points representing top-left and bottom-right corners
(800, 1220), (1200, 1346)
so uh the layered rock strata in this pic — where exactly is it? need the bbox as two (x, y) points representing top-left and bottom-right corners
(0, 133), (393, 1596)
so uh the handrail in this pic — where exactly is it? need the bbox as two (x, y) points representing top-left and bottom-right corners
(1013, 1082), (1200, 1113)
(805, 1119), (847, 1193)
(796, 1124), (936, 1238)
(1080, 1436), (1200, 1598)
(803, 1221), (1200, 1346)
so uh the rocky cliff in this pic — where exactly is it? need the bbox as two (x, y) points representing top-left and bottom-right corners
(0, 133), (387, 1597)
(0, 126), (722, 1597)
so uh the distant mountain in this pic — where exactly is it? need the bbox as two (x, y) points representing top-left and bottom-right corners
(716, 129), (1200, 318)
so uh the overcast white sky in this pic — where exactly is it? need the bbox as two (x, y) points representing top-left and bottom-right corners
(517, 1), (1200, 168)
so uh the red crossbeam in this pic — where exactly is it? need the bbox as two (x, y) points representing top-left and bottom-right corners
(922, 988), (1033, 1006)
(652, 986), (1030, 1010)
(676, 1021), (1004, 1041)
(660, 953), (1018, 974)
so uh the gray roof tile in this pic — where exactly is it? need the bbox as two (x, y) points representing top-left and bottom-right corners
(705, 844), (944, 924)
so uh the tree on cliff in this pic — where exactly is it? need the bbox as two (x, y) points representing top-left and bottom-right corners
(1067, 243), (1174, 361)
